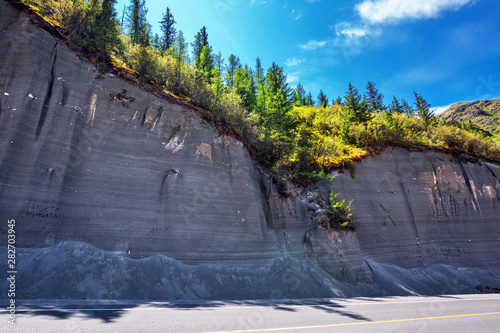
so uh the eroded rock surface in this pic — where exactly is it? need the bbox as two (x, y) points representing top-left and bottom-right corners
(0, 1), (499, 299)
(319, 149), (500, 270)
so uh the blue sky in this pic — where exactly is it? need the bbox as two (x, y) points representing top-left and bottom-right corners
(116, 0), (500, 113)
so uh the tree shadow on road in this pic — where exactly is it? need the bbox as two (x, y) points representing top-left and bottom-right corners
(13, 298), (373, 324)
(17, 304), (133, 323)
(312, 305), (372, 321)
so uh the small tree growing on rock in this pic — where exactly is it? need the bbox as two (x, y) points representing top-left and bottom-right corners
(327, 190), (356, 231)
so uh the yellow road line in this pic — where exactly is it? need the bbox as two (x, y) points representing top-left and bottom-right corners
(202, 312), (500, 333)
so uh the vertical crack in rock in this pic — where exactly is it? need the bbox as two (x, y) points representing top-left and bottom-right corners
(259, 175), (273, 228)
(402, 181), (419, 238)
(458, 160), (483, 218)
(35, 42), (58, 141)
(140, 107), (147, 127)
(459, 162), (474, 196)
(429, 159), (450, 223)
(154, 106), (163, 127)
(61, 80), (69, 106)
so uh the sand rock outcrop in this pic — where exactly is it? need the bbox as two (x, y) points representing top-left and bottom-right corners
(320, 149), (500, 270)
(0, 1), (499, 299)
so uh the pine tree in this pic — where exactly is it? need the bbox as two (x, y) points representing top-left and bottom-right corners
(170, 30), (188, 95)
(255, 57), (267, 115)
(85, 0), (121, 62)
(306, 92), (314, 106)
(292, 83), (306, 106)
(266, 62), (292, 98)
(192, 26), (209, 69)
(150, 33), (161, 50)
(344, 83), (371, 123)
(211, 52), (224, 113)
(247, 67), (257, 109)
(126, 0), (150, 46)
(199, 44), (214, 81)
(264, 62), (295, 136)
(255, 57), (264, 83)
(225, 54), (241, 88)
(401, 98), (414, 116)
(414, 91), (434, 126)
(334, 95), (343, 106)
(364, 81), (386, 112)
(171, 30), (188, 63)
(317, 90), (328, 108)
(159, 7), (176, 53)
(234, 65), (256, 112)
(213, 52), (224, 73)
(389, 95), (402, 114)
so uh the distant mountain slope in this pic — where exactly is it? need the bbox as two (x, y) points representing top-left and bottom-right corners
(439, 98), (500, 142)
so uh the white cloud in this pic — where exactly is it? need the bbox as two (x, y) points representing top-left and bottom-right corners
(356, 0), (475, 24)
(338, 27), (368, 38)
(332, 22), (382, 51)
(299, 0), (476, 64)
(433, 103), (455, 115)
(285, 58), (305, 67)
(300, 40), (327, 50)
(323, 0), (476, 59)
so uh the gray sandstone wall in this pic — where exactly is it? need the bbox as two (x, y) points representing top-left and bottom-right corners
(0, 2), (278, 265)
(319, 148), (500, 270)
(0, 1), (499, 299)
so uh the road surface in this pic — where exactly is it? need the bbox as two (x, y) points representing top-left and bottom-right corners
(1, 294), (499, 332)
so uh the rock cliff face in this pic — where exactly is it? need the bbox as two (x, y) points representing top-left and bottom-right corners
(0, 1), (499, 299)
(320, 149), (500, 270)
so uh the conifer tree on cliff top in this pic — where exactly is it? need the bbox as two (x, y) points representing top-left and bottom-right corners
(159, 7), (176, 53)
(414, 91), (434, 126)
(364, 81), (386, 113)
(344, 83), (371, 123)
(318, 89), (328, 108)
(192, 26), (209, 69)
(127, 0), (150, 46)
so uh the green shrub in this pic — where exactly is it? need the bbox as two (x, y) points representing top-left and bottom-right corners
(127, 45), (162, 82)
(327, 190), (356, 231)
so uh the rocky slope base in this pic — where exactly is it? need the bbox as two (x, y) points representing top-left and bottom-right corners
(0, 1), (499, 299)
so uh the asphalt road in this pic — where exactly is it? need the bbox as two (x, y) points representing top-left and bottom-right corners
(1, 294), (499, 332)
